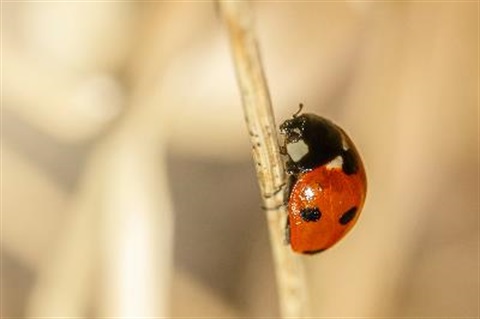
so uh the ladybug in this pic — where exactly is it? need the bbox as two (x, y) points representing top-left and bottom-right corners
(280, 105), (367, 254)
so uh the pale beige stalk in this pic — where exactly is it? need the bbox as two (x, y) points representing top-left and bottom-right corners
(218, 1), (309, 317)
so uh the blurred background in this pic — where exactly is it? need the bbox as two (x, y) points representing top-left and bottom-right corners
(1, 1), (478, 318)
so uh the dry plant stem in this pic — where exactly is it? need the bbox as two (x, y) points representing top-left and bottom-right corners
(219, 1), (309, 317)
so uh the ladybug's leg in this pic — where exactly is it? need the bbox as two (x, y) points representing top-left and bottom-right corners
(284, 174), (297, 204)
(284, 215), (291, 245)
(280, 142), (300, 175)
(286, 160), (295, 175)
(283, 174), (297, 245)
(264, 182), (286, 199)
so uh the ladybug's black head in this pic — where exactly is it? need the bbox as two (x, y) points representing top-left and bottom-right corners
(279, 115), (307, 143)
(280, 113), (344, 173)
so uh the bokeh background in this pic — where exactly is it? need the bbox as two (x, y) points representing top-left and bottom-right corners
(2, 1), (478, 318)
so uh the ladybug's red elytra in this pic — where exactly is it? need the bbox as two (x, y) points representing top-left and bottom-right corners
(280, 105), (367, 254)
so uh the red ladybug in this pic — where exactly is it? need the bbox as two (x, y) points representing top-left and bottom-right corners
(280, 106), (367, 254)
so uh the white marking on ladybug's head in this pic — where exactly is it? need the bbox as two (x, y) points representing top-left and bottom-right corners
(325, 155), (343, 170)
(286, 139), (309, 162)
(341, 135), (349, 151)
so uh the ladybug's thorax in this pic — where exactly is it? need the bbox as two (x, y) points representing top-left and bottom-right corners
(280, 113), (346, 173)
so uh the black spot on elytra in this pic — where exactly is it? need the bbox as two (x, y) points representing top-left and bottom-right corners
(339, 207), (357, 225)
(300, 207), (322, 222)
(341, 149), (359, 175)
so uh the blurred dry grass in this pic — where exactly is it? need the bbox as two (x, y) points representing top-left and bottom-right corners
(1, 1), (478, 318)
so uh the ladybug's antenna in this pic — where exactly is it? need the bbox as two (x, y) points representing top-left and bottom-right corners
(293, 103), (304, 118)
